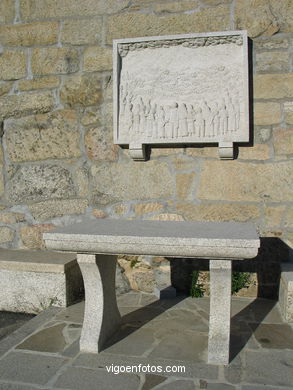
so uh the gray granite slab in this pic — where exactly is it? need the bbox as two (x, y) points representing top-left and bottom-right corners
(0, 352), (67, 385)
(44, 219), (259, 259)
(53, 366), (140, 390)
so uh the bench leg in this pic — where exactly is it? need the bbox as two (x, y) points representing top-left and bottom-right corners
(208, 259), (232, 365)
(77, 253), (121, 353)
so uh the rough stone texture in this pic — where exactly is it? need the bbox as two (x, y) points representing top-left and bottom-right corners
(29, 199), (88, 221)
(0, 352), (67, 384)
(0, 91), (55, 121)
(254, 102), (281, 126)
(208, 260), (231, 364)
(92, 209), (107, 219)
(149, 213), (185, 221)
(186, 147), (218, 158)
(0, 50), (27, 81)
(0, 0), (15, 23)
(20, 224), (56, 249)
(106, 6), (230, 43)
(238, 144), (270, 160)
(0, 22), (58, 46)
(273, 128), (293, 155)
(4, 110), (81, 162)
(134, 202), (164, 216)
(114, 204), (128, 216)
(264, 206), (286, 228)
(255, 51), (289, 73)
(85, 127), (118, 162)
(61, 74), (102, 108)
(284, 208), (293, 229)
(75, 166), (89, 198)
(279, 263), (293, 322)
(254, 74), (293, 99)
(20, 0), (130, 20)
(32, 48), (79, 76)
(61, 18), (102, 45)
(0, 212), (25, 224)
(0, 81), (12, 97)
(0, 227), (15, 243)
(77, 254), (121, 353)
(18, 76), (59, 91)
(153, 1), (199, 14)
(235, 0), (293, 37)
(284, 102), (293, 124)
(198, 161), (293, 202)
(254, 37), (289, 50)
(7, 165), (76, 203)
(176, 203), (260, 222)
(0, 249), (83, 312)
(91, 161), (173, 204)
(176, 173), (196, 201)
(83, 46), (112, 72)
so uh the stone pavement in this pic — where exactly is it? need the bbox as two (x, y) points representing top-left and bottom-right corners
(0, 292), (292, 390)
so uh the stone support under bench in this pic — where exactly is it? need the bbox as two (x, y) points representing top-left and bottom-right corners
(43, 218), (260, 365)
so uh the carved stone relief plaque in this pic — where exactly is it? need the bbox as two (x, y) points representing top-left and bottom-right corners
(113, 31), (249, 160)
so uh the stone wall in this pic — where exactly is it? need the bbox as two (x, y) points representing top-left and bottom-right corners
(0, 0), (292, 298)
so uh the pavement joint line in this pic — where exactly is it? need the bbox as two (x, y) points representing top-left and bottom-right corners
(0, 306), (62, 360)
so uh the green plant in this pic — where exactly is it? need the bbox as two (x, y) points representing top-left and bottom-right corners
(232, 272), (250, 294)
(190, 270), (205, 298)
(130, 259), (139, 268)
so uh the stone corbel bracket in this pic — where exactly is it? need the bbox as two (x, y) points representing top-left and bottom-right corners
(113, 31), (250, 161)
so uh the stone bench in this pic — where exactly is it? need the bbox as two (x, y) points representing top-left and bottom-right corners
(0, 249), (83, 314)
(43, 218), (260, 365)
(279, 262), (293, 323)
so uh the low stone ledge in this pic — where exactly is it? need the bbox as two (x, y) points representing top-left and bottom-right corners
(0, 249), (83, 314)
(279, 262), (293, 323)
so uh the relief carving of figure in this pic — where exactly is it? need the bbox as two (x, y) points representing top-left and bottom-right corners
(194, 105), (204, 138)
(169, 102), (179, 138)
(219, 99), (228, 135)
(132, 101), (141, 136)
(210, 102), (219, 137)
(157, 105), (166, 138)
(187, 104), (195, 136)
(201, 101), (211, 137)
(178, 103), (188, 137)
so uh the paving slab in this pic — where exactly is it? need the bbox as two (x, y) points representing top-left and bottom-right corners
(148, 329), (208, 362)
(249, 323), (293, 349)
(53, 366), (141, 390)
(16, 323), (67, 353)
(244, 350), (293, 387)
(153, 379), (197, 390)
(0, 383), (45, 390)
(72, 353), (219, 380)
(0, 351), (68, 385)
(142, 374), (168, 390)
(0, 312), (34, 341)
(53, 301), (84, 324)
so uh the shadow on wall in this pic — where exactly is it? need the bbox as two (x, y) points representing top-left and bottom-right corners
(169, 237), (291, 300)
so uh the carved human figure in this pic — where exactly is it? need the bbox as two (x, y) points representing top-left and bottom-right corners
(210, 102), (219, 137)
(138, 97), (146, 134)
(233, 93), (240, 132)
(145, 99), (153, 137)
(187, 104), (195, 135)
(194, 105), (204, 138)
(201, 101), (211, 137)
(157, 106), (166, 138)
(132, 101), (141, 136)
(178, 103), (188, 137)
(225, 96), (235, 133)
(151, 103), (158, 138)
(219, 99), (228, 135)
(169, 102), (179, 138)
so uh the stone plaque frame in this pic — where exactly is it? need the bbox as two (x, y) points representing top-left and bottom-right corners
(113, 31), (249, 160)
